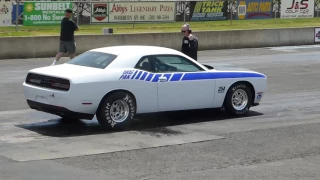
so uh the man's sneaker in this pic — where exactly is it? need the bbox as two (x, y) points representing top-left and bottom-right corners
(51, 60), (57, 66)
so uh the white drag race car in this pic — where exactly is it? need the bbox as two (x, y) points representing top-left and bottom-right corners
(23, 46), (267, 129)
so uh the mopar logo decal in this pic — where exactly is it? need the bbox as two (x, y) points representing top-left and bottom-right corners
(218, 86), (225, 93)
(257, 94), (262, 100)
(257, 92), (263, 100)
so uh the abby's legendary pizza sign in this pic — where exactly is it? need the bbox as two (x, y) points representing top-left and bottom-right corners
(90, 2), (175, 23)
(91, 3), (108, 23)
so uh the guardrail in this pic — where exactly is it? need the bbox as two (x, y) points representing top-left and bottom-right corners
(0, 27), (316, 59)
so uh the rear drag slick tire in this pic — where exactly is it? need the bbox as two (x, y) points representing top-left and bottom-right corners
(96, 91), (136, 130)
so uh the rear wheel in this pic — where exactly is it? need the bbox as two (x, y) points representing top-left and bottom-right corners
(224, 82), (253, 115)
(96, 91), (136, 130)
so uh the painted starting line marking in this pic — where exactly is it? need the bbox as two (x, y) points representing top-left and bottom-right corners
(267, 45), (320, 52)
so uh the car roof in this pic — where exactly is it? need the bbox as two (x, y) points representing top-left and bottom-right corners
(88, 45), (207, 70)
(89, 45), (183, 56)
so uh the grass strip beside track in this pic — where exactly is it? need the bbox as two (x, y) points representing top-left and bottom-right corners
(0, 18), (319, 37)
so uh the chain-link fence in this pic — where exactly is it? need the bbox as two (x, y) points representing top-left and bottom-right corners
(3, 0), (320, 26)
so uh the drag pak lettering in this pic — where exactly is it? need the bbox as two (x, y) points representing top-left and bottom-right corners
(119, 70), (135, 80)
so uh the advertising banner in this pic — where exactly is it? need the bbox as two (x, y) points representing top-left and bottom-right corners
(189, 1), (228, 21)
(314, 27), (320, 43)
(0, 2), (12, 26)
(237, 0), (272, 20)
(280, 0), (314, 18)
(12, 4), (23, 24)
(23, 1), (73, 26)
(108, 2), (175, 23)
(91, 3), (109, 23)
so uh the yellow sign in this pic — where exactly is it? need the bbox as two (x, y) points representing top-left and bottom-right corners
(238, 1), (246, 19)
(191, 1), (227, 21)
(247, 2), (271, 12)
(194, 1), (224, 13)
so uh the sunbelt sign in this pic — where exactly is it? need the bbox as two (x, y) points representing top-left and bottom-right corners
(23, 2), (73, 26)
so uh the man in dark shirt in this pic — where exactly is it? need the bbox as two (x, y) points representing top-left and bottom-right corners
(52, 9), (79, 65)
(181, 24), (198, 61)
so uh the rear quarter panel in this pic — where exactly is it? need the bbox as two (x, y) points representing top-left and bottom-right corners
(69, 68), (158, 114)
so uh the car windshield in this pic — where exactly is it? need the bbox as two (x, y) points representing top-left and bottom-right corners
(66, 51), (117, 69)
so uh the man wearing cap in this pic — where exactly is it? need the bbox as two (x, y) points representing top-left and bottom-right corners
(51, 9), (79, 66)
(181, 23), (198, 61)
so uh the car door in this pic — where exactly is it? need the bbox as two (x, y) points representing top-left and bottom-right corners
(150, 54), (216, 112)
(131, 55), (159, 113)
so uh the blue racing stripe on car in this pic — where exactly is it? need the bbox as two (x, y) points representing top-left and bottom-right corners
(212, 72), (265, 79)
(140, 72), (148, 80)
(170, 73), (183, 81)
(131, 70), (138, 79)
(135, 71), (143, 79)
(163, 73), (172, 80)
(120, 70), (266, 82)
(180, 72), (265, 81)
(152, 74), (162, 82)
(181, 72), (214, 81)
(145, 73), (154, 82)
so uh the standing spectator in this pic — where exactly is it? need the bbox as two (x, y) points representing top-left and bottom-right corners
(181, 23), (198, 61)
(51, 9), (79, 66)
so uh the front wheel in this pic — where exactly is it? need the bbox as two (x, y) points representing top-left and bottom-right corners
(96, 91), (136, 130)
(224, 82), (253, 115)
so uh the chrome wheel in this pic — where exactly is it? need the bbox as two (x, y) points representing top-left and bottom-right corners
(109, 99), (130, 123)
(231, 89), (248, 111)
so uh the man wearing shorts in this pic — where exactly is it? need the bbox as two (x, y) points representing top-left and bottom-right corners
(51, 9), (79, 66)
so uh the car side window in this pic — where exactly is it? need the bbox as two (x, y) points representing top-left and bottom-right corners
(153, 55), (203, 72)
(134, 56), (154, 72)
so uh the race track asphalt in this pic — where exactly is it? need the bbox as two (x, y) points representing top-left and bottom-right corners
(0, 45), (320, 180)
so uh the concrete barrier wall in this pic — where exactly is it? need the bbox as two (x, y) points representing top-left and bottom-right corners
(0, 27), (315, 59)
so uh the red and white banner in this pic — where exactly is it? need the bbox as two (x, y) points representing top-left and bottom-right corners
(91, 3), (108, 23)
(281, 0), (314, 18)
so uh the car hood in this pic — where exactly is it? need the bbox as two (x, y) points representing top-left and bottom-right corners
(202, 63), (255, 72)
(28, 64), (104, 80)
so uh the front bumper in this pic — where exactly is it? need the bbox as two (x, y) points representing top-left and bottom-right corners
(27, 100), (94, 120)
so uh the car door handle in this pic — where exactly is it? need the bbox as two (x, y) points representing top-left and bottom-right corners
(159, 77), (167, 82)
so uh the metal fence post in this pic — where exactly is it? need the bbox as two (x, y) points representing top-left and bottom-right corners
(230, 0), (233, 25)
(183, 1), (186, 22)
(274, 2), (277, 22)
(76, 2), (79, 26)
(15, 0), (19, 31)
(317, 2), (319, 19)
